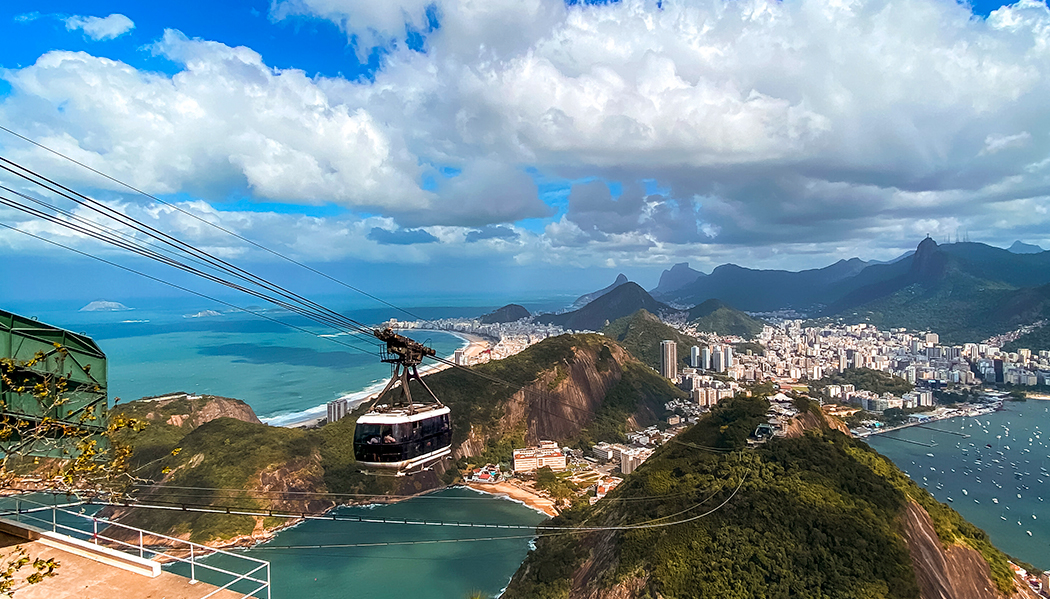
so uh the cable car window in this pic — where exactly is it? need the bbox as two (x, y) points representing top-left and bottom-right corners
(355, 424), (382, 445)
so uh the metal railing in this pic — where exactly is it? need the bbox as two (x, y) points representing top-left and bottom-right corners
(0, 497), (270, 599)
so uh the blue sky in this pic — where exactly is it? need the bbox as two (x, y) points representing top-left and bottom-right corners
(2, 0), (1049, 306)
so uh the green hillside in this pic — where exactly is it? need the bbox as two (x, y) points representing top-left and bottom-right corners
(687, 299), (765, 338)
(504, 395), (1026, 599)
(602, 309), (699, 371)
(1003, 325), (1050, 353)
(113, 334), (686, 541)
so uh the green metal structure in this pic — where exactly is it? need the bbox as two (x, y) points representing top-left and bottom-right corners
(0, 309), (108, 457)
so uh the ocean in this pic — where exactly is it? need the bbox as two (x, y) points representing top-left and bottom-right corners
(865, 400), (1050, 569)
(12, 297), (490, 424)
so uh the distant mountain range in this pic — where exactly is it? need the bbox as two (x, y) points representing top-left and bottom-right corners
(644, 238), (1050, 344)
(539, 282), (672, 331)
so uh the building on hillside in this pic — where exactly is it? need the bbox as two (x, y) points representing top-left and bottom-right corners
(513, 440), (567, 472)
(327, 398), (349, 423)
(660, 340), (678, 380)
(592, 442), (617, 462)
(619, 447), (653, 475)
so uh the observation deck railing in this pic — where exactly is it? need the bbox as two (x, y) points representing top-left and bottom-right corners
(0, 496), (270, 599)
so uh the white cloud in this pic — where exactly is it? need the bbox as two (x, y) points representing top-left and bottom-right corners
(64, 14), (135, 41)
(5, 0), (1050, 270)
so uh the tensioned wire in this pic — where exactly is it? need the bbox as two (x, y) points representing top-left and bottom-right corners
(0, 158), (381, 341)
(0, 124), (428, 324)
(0, 136), (738, 483)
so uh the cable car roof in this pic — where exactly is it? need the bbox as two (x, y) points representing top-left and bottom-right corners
(358, 404), (450, 424)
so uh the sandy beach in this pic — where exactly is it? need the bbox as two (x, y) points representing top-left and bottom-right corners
(280, 331), (492, 428)
(465, 481), (560, 518)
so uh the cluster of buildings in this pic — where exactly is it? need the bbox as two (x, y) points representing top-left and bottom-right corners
(659, 322), (1050, 397)
(386, 317), (565, 365)
(660, 340), (736, 379)
(592, 442), (655, 474)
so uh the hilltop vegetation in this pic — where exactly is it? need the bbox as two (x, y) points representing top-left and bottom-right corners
(602, 309), (698, 371)
(687, 299), (765, 339)
(811, 367), (914, 397)
(504, 395), (1022, 599)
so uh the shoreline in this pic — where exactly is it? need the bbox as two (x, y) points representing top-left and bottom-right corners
(273, 331), (493, 429)
(853, 402), (1001, 439)
(463, 481), (560, 518)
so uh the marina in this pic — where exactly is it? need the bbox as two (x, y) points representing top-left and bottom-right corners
(866, 399), (1050, 569)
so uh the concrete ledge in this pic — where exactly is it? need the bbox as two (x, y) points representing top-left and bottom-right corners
(0, 518), (162, 578)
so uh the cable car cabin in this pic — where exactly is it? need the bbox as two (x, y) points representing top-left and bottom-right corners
(353, 404), (452, 474)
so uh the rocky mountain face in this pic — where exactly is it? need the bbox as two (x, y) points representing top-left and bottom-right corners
(651, 262), (705, 297)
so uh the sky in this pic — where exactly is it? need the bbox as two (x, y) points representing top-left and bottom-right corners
(1, 0), (1049, 306)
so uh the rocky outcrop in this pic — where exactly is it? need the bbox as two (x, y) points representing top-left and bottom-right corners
(900, 500), (1001, 599)
(136, 392), (262, 429)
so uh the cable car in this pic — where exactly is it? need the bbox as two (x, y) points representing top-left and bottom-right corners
(354, 328), (453, 475)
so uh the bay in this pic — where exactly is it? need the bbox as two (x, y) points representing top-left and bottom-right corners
(170, 487), (547, 599)
(865, 400), (1050, 569)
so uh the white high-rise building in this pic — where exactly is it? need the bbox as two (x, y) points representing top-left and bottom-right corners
(327, 398), (349, 423)
(724, 346), (733, 369)
(711, 346), (725, 373)
(700, 347), (711, 370)
(660, 340), (678, 380)
(690, 346), (701, 368)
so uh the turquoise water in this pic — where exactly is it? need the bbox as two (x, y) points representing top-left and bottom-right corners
(865, 401), (1050, 568)
(17, 303), (467, 424)
(170, 487), (547, 599)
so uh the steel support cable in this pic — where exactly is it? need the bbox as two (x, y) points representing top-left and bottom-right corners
(0, 194), (376, 342)
(124, 476), (730, 524)
(0, 183), (228, 277)
(0, 190), (381, 346)
(76, 471), (746, 533)
(0, 222), (382, 358)
(0, 124), (427, 323)
(122, 483), (719, 503)
(0, 157), (379, 340)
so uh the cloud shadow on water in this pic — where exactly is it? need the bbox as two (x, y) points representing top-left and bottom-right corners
(198, 343), (371, 370)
